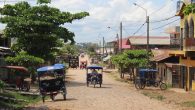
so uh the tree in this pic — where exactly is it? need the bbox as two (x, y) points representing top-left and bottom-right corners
(0, 1), (89, 60)
(111, 50), (149, 79)
(59, 43), (79, 56)
(5, 51), (44, 82)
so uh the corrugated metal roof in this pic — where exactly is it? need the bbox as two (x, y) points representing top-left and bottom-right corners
(150, 54), (170, 62)
(129, 36), (170, 45)
(118, 38), (131, 49)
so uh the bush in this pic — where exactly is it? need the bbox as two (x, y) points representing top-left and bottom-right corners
(5, 51), (44, 67)
(5, 51), (44, 82)
(0, 80), (5, 93)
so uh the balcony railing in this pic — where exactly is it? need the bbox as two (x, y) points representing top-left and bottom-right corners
(183, 38), (195, 51)
(171, 38), (180, 45)
(177, 1), (184, 13)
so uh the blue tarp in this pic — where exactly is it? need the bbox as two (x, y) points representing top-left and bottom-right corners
(54, 63), (65, 67)
(37, 64), (65, 72)
(87, 65), (103, 69)
(139, 69), (157, 78)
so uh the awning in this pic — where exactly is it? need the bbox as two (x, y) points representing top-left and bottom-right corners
(150, 54), (171, 62)
(103, 55), (111, 62)
(0, 66), (29, 73)
(165, 63), (185, 68)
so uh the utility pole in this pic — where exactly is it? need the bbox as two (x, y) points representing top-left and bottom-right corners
(99, 40), (101, 55)
(120, 22), (122, 53)
(134, 3), (150, 68)
(103, 37), (105, 57)
(116, 33), (119, 54)
(147, 16), (150, 68)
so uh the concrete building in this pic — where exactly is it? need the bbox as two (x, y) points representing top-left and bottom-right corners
(169, 0), (195, 91)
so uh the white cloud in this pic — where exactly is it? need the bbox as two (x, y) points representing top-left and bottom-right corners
(0, 0), (180, 43)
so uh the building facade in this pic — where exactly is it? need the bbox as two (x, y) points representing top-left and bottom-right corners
(171, 0), (195, 91)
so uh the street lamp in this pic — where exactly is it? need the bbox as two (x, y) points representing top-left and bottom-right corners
(107, 27), (119, 54)
(133, 3), (150, 68)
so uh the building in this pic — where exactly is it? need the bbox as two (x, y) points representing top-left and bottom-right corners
(151, 49), (182, 87)
(128, 36), (170, 50)
(169, 0), (195, 91)
(165, 26), (181, 49)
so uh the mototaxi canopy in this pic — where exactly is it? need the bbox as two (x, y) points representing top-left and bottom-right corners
(86, 65), (103, 69)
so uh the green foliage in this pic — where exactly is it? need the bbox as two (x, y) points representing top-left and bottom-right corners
(0, 91), (41, 109)
(182, 101), (195, 107)
(0, 80), (5, 90)
(37, 0), (51, 4)
(0, 1), (89, 60)
(57, 43), (79, 57)
(142, 91), (165, 101)
(5, 51), (44, 67)
(183, 4), (195, 15)
(111, 50), (148, 68)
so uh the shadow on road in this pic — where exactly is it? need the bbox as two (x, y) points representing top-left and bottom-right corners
(67, 81), (86, 87)
(52, 98), (78, 102)
(86, 86), (112, 89)
(24, 106), (50, 110)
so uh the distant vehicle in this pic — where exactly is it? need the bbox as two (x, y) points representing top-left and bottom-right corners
(69, 56), (79, 69)
(37, 64), (67, 102)
(86, 65), (103, 88)
(134, 69), (167, 90)
(0, 66), (31, 91)
(80, 61), (87, 69)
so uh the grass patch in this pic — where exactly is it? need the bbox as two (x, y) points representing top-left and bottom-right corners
(142, 91), (165, 101)
(0, 91), (41, 109)
(181, 101), (195, 107)
(166, 84), (172, 90)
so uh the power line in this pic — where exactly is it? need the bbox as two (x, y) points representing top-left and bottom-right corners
(151, 18), (180, 30)
(123, 27), (131, 36)
(150, 15), (176, 23)
(132, 22), (146, 36)
(149, 0), (174, 16)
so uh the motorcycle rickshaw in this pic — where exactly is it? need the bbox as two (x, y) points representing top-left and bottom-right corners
(134, 69), (167, 90)
(80, 61), (87, 69)
(37, 64), (67, 102)
(86, 65), (103, 88)
(0, 66), (31, 91)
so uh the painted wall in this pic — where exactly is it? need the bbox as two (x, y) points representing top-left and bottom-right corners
(180, 57), (195, 91)
(180, 57), (195, 67)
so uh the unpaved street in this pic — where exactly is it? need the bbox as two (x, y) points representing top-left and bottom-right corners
(30, 69), (179, 110)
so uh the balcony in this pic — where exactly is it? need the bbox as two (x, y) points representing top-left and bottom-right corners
(183, 38), (195, 51)
(171, 38), (180, 45)
(176, 1), (183, 13)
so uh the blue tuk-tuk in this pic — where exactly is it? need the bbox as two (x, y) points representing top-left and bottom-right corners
(86, 65), (103, 88)
(37, 64), (67, 102)
(135, 69), (167, 90)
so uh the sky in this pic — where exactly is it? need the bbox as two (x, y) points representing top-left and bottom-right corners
(0, 0), (180, 43)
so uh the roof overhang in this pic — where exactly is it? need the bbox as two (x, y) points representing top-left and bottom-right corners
(169, 50), (186, 57)
(176, 2), (185, 16)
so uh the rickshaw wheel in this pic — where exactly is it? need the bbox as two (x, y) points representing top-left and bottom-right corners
(50, 95), (55, 101)
(21, 84), (30, 92)
(63, 94), (66, 100)
(87, 82), (89, 87)
(140, 84), (145, 89)
(160, 83), (167, 90)
(42, 96), (45, 103)
(154, 82), (159, 87)
(93, 80), (96, 88)
(100, 83), (101, 88)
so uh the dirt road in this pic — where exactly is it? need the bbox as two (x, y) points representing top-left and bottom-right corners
(29, 69), (179, 110)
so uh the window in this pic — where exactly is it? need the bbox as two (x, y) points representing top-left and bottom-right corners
(191, 57), (195, 60)
(184, 20), (189, 38)
(189, 18), (194, 38)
